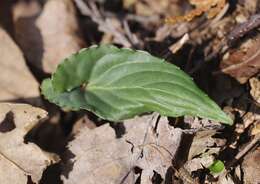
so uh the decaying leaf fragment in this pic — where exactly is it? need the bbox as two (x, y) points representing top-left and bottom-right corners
(188, 129), (223, 160)
(165, 0), (226, 24)
(220, 36), (260, 83)
(62, 114), (183, 184)
(0, 103), (58, 184)
(184, 129), (225, 173)
(181, 117), (226, 173)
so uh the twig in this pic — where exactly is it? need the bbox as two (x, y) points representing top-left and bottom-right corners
(227, 134), (260, 168)
(169, 33), (190, 54)
(235, 134), (260, 161)
(227, 13), (260, 46)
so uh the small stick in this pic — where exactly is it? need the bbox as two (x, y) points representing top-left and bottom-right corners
(234, 134), (260, 161)
(227, 13), (260, 46)
(227, 134), (260, 168)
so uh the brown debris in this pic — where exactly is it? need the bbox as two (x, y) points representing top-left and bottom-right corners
(0, 0), (259, 183)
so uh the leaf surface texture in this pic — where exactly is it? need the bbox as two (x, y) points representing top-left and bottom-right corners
(41, 45), (232, 124)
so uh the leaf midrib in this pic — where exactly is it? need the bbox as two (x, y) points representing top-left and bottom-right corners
(90, 61), (193, 86)
(87, 85), (216, 117)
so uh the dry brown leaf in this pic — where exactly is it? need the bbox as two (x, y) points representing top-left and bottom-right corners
(0, 27), (40, 104)
(242, 147), (260, 184)
(62, 114), (183, 184)
(220, 36), (260, 84)
(123, 114), (183, 179)
(182, 118), (226, 174)
(13, 0), (85, 73)
(0, 103), (59, 184)
(188, 129), (225, 160)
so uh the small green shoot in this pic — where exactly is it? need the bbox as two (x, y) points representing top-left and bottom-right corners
(208, 160), (225, 174)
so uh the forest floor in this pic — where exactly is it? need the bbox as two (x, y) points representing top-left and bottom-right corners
(0, 0), (259, 184)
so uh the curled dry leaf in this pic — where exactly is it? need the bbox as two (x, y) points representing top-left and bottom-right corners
(0, 103), (59, 184)
(13, 0), (85, 73)
(62, 114), (183, 184)
(0, 27), (40, 104)
(219, 36), (260, 84)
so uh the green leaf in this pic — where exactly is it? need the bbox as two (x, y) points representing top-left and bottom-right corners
(41, 45), (233, 124)
(208, 160), (225, 174)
